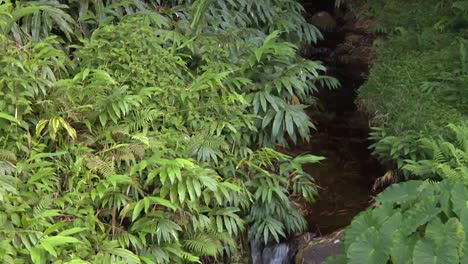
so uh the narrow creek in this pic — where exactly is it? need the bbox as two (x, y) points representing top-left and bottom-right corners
(251, 1), (384, 263)
(298, 0), (382, 236)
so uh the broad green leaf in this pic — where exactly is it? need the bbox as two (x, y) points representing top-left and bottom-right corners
(30, 247), (44, 264)
(377, 180), (426, 204)
(109, 248), (141, 264)
(284, 111), (294, 137)
(43, 221), (68, 236)
(36, 119), (49, 135)
(390, 231), (417, 264)
(292, 154), (325, 164)
(413, 238), (458, 264)
(178, 181), (186, 203)
(460, 207), (468, 260)
(40, 240), (57, 257)
(64, 259), (90, 264)
(132, 200), (144, 222)
(401, 197), (441, 235)
(272, 110), (284, 138)
(150, 197), (177, 211)
(379, 212), (402, 237)
(451, 182), (468, 217)
(41, 236), (81, 246)
(58, 227), (88, 236)
(347, 227), (390, 264)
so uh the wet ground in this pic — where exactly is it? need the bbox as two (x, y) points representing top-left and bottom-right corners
(294, 101), (382, 235)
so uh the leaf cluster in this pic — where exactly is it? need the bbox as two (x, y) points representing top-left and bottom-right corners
(326, 179), (468, 264)
(0, 0), (333, 263)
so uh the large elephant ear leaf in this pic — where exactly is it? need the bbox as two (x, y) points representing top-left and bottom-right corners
(343, 211), (373, 249)
(445, 218), (466, 257)
(344, 203), (394, 249)
(401, 196), (441, 235)
(424, 217), (448, 246)
(347, 227), (390, 264)
(459, 207), (468, 262)
(451, 181), (468, 217)
(390, 231), (417, 264)
(425, 217), (465, 251)
(413, 239), (439, 264)
(413, 218), (463, 264)
(413, 237), (459, 264)
(376, 180), (427, 205)
(379, 212), (402, 237)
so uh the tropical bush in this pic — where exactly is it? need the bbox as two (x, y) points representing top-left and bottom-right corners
(0, 0), (336, 263)
(326, 179), (468, 264)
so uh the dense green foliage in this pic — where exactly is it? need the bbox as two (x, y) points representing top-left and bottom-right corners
(326, 179), (468, 264)
(359, 0), (468, 174)
(332, 0), (468, 263)
(0, 0), (337, 263)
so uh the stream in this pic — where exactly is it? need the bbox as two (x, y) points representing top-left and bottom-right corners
(251, 1), (384, 263)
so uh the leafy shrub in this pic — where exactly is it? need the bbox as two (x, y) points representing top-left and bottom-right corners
(338, 1), (468, 262)
(326, 179), (468, 264)
(404, 123), (468, 183)
(359, 0), (468, 177)
(237, 148), (323, 242)
(368, 128), (426, 171)
(0, 0), (334, 263)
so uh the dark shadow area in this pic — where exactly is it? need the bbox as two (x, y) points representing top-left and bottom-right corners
(293, 0), (383, 235)
(253, 3), (383, 263)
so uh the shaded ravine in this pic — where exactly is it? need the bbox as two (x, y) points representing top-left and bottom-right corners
(251, 2), (383, 263)
(297, 1), (382, 235)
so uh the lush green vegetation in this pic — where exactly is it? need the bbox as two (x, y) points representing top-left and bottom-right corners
(0, 0), (340, 263)
(330, 0), (468, 262)
(327, 179), (468, 264)
(6, 0), (468, 262)
(359, 0), (468, 173)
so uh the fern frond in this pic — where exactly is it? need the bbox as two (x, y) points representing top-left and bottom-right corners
(84, 154), (115, 177)
(127, 109), (162, 133)
(185, 133), (228, 164)
(183, 232), (222, 257)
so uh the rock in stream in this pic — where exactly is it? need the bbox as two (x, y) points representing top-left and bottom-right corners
(251, 231), (343, 264)
(295, 230), (344, 264)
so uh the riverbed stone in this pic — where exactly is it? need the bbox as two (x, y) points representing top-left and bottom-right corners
(295, 230), (344, 264)
(309, 11), (337, 32)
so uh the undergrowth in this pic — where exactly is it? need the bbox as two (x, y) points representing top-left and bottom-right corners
(332, 0), (468, 263)
(0, 0), (338, 263)
(359, 0), (468, 173)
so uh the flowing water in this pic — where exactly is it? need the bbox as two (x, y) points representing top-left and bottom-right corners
(251, 240), (301, 264)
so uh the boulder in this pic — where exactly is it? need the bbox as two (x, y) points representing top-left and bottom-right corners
(309, 12), (337, 32)
(295, 230), (344, 264)
(250, 232), (317, 264)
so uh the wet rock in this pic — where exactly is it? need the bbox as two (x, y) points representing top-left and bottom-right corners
(295, 230), (344, 264)
(309, 11), (337, 32)
(251, 240), (264, 264)
(250, 232), (318, 264)
(262, 243), (291, 264)
(329, 30), (374, 79)
(250, 240), (292, 264)
(300, 46), (332, 60)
